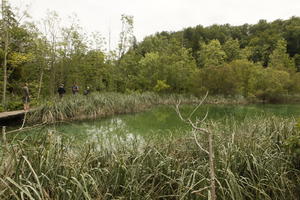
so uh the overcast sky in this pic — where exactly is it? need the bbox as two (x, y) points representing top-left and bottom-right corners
(10, 0), (300, 50)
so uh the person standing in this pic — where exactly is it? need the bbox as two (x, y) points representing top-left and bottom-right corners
(72, 83), (79, 95)
(22, 83), (30, 111)
(83, 86), (90, 95)
(57, 84), (66, 98)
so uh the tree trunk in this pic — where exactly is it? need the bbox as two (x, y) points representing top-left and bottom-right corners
(49, 36), (56, 96)
(37, 66), (44, 99)
(2, 42), (8, 109)
(2, 0), (8, 110)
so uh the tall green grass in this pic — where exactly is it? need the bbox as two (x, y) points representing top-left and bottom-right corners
(1, 116), (299, 199)
(28, 92), (247, 124)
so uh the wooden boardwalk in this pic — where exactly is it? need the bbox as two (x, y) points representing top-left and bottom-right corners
(0, 110), (26, 121)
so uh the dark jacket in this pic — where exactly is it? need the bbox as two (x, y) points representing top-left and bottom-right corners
(58, 86), (66, 94)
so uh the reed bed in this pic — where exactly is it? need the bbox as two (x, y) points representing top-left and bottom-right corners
(1, 116), (299, 200)
(28, 92), (247, 124)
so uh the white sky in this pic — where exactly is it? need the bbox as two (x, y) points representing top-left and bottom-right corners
(10, 0), (300, 50)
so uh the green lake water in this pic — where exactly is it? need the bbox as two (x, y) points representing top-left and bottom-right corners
(8, 104), (300, 143)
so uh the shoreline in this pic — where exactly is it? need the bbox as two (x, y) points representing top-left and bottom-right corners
(3, 92), (300, 126)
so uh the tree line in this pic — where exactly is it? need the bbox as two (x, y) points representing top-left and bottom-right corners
(1, 1), (300, 110)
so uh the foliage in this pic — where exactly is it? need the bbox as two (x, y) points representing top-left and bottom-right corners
(222, 38), (242, 62)
(198, 39), (226, 67)
(153, 80), (170, 92)
(253, 68), (290, 102)
(192, 59), (295, 102)
(269, 39), (296, 73)
(118, 14), (135, 58)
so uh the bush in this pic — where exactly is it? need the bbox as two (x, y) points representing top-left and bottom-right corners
(153, 80), (170, 92)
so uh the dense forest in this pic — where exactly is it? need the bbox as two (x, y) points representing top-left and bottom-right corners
(1, 2), (300, 111)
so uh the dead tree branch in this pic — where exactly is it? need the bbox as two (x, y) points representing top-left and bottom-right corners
(174, 91), (216, 200)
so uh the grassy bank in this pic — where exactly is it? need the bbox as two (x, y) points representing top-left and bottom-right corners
(1, 116), (299, 199)
(28, 92), (248, 124)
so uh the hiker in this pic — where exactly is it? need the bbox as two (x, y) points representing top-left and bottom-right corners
(72, 83), (79, 95)
(22, 83), (30, 111)
(57, 84), (66, 98)
(83, 86), (90, 95)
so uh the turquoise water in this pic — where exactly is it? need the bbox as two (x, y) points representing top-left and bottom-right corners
(9, 104), (300, 142)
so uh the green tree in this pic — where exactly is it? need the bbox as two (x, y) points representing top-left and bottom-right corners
(1, 0), (12, 109)
(289, 72), (300, 94)
(1, 1), (33, 109)
(283, 17), (300, 56)
(269, 39), (296, 73)
(253, 68), (290, 102)
(228, 59), (261, 97)
(138, 52), (160, 91)
(194, 64), (241, 96)
(222, 38), (241, 62)
(118, 14), (134, 59)
(41, 10), (61, 96)
(81, 50), (109, 91)
(294, 54), (300, 72)
(117, 50), (143, 92)
(198, 39), (226, 67)
(138, 39), (197, 93)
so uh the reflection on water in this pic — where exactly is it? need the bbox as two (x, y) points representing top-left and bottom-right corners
(85, 118), (126, 141)
(80, 118), (145, 151)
